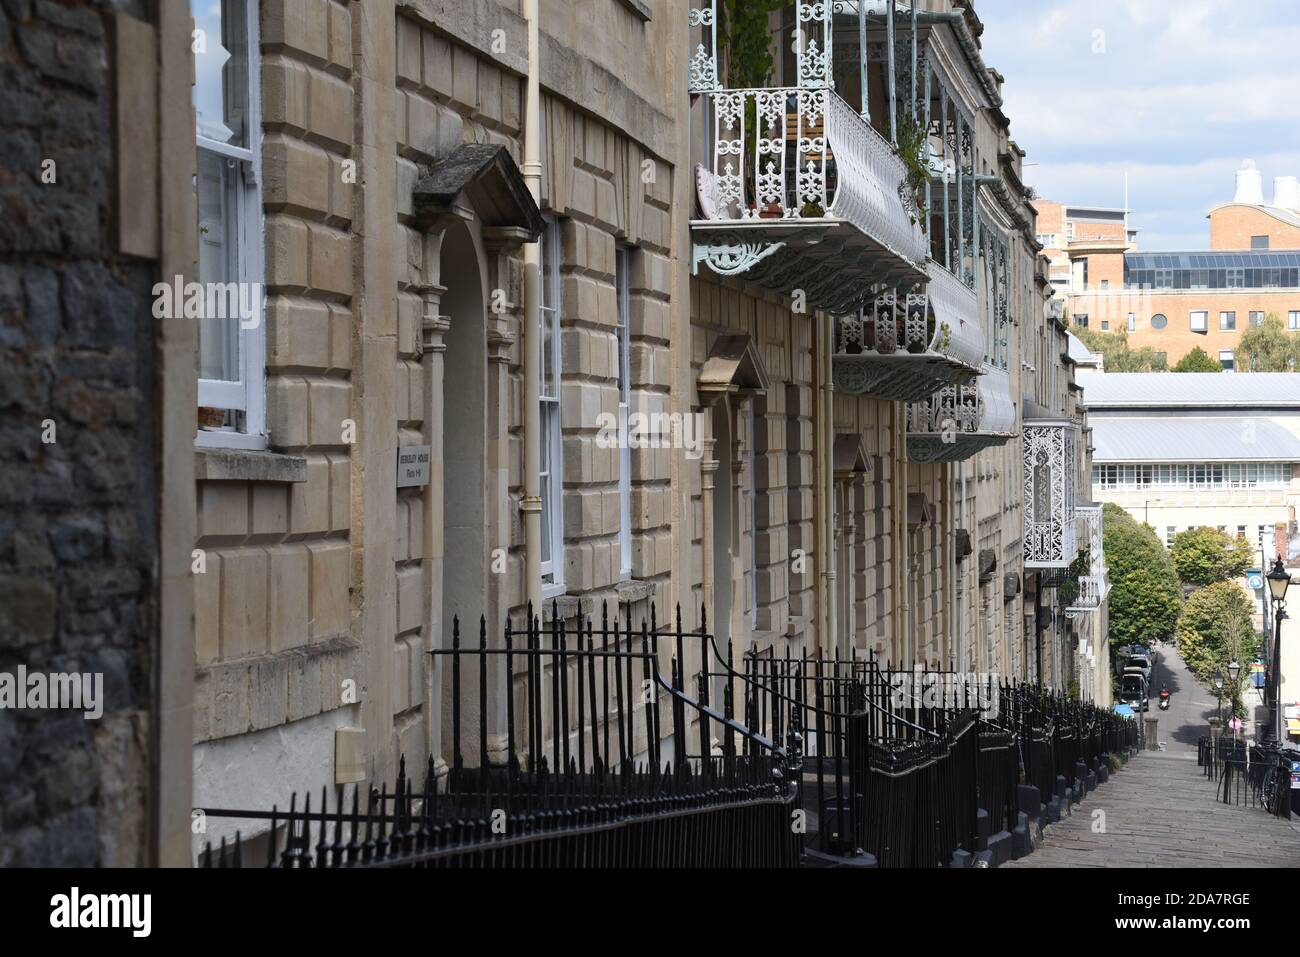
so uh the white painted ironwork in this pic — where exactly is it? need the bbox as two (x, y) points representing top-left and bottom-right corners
(695, 86), (924, 266)
(905, 365), (1016, 463)
(831, 259), (984, 401)
(1066, 505), (1109, 612)
(1023, 419), (1081, 569)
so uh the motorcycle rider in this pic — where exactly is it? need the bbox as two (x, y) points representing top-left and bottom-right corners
(1158, 684), (1171, 710)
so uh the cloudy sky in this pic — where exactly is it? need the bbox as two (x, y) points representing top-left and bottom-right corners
(977, 0), (1300, 250)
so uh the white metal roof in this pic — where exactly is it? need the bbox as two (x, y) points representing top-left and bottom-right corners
(1082, 373), (1300, 409)
(1092, 416), (1300, 463)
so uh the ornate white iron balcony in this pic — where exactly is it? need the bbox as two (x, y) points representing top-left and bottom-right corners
(905, 365), (1016, 463)
(830, 261), (984, 402)
(1023, 419), (1081, 569)
(691, 85), (929, 314)
(1066, 505), (1110, 611)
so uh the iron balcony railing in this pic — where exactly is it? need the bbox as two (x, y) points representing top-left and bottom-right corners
(1023, 418), (1082, 570)
(905, 365), (1016, 463)
(831, 263), (985, 402)
(688, 1), (928, 314)
(1065, 505), (1109, 612)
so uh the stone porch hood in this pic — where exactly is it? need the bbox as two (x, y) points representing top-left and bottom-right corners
(411, 143), (544, 237)
(905, 365), (1016, 463)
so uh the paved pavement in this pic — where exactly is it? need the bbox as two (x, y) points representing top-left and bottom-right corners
(1006, 643), (1300, 868)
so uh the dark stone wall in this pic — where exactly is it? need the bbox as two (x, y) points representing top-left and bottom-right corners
(0, 0), (159, 866)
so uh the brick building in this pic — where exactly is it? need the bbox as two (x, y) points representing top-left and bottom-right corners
(1052, 162), (1300, 368)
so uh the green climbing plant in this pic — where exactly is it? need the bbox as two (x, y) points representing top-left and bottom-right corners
(892, 114), (930, 223)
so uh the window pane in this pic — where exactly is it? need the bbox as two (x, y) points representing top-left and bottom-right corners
(193, 0), (250, 148)
(196, 148), (241, 382)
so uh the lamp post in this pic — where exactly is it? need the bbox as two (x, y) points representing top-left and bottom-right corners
(1264, 557), (1291, 743)
(1213, 668), (1224, 730)
(1228, 659), (1241, 740)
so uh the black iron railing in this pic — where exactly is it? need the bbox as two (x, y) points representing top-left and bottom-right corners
(199, 604), (804, 868)
(197, 603), (1139, 868)
(1198, 735), (1295, 819)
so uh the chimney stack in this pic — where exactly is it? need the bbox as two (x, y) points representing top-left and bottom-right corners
(1273, 175), (1299, 210)
(1234, 160), (1264, 205)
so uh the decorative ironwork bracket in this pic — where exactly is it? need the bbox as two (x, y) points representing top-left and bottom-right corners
(692, 237), (787, 277)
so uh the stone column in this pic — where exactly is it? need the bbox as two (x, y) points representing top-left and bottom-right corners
(419, 229), (450, 782)
(700, 431), (718, 634)
(733, 395), (751, 646)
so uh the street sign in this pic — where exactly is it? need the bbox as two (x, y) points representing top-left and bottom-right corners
(1247, 570), (1263, 590)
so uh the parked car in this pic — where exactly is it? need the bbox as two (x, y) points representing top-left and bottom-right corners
(1119, 672), (1149, 711)
(1123, 655), (1153, 687)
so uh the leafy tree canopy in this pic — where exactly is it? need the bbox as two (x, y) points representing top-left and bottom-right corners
(1176, 582), (1260, 704)
(1170, 526), (1255, 587)
(1171, 346), (1223, 373)
(1070, 324), (1168, 372)
(1236, 313), (1300, 372)
(1102, 504), (1182, 648)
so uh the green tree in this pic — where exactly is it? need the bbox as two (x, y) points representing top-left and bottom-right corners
(1171, 346), (1223, 372)
(1071, 324), (1168, 372)
(1170, 526), (1255, 587)
(1176, 582), (1260, 706)
(1237, 313), (1300, 372)
(1102, 504), (1183, 648)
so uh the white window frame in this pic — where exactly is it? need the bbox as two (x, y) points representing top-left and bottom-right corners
(1219, 311), (1236, 331)
(1219, 349), (1235, 371)
(194, 0), (266, 451)
(1189, 310), (1208, 333)
(1289, 311), (1300, 331)
(615, 246), (633, 582)
(539, 217), (565, 596)
(1127, 313), (1136, 333)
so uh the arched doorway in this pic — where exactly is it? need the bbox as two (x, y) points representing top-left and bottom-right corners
(439, 219), (488, 627)
(711, 402), (734, 650)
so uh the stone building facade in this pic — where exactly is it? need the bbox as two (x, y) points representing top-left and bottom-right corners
(1, 0), (1102, 863)
(0, 0), (194, 866)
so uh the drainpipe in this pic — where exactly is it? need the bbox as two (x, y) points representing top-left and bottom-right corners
(901, 406), (911, 662)
(813, 312), (829, 653)
(824, 315), (838, 655)
(521, 0), (542, 611)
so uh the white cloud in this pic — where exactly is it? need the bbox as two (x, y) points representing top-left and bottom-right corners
(978, 0), (1300, 250)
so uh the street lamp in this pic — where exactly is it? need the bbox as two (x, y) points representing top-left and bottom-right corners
(1264, 557), (1291, 743)
(1214, 668), (1224, 729)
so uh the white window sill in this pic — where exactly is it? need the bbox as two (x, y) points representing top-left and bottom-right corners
(195, 428), (268, 452)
